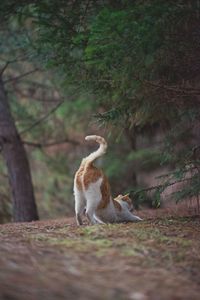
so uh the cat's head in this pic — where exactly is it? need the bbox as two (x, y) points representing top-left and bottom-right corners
(114, 194), (134, 212)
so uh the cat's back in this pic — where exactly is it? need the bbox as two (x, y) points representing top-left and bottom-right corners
(75, 160), (103, 191)
(82, 162), (103, 189)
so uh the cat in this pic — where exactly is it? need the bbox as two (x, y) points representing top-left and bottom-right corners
(73, 135), (142, 225)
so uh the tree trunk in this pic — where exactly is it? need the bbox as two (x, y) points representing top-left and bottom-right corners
(0, 78), (39, 222)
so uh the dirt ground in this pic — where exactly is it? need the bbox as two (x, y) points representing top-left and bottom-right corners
(0, 209), (200, 300)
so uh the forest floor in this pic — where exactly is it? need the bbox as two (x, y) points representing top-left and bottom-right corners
(0, 209), (200, 300)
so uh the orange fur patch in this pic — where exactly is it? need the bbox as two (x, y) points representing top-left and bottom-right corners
(75, 161), (104, 191)
(75, 164), (84, 191)
(83, 163), (102, 189)
(98, 175), (111, 209)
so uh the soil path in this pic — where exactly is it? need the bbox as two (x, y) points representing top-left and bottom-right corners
(0, 212), (200, 300)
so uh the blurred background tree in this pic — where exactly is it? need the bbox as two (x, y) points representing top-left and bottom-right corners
(0, 0), (200, 222)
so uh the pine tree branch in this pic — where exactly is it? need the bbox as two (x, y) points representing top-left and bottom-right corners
(132, 74), (200, 96)
(142, 79), (200, 96)
(130, 176), (194, 196)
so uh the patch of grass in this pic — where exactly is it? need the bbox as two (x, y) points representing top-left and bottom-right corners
(77, 225), (104, 237)
(26, 218), (195, 267)
(131, 225), (192, 248)
(29, 233), (49, 242)
(50, 236), (114, 256)
(121, 245), (149, 257)
(28, 230), (114, 256)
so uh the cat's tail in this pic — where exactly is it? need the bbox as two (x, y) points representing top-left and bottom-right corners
(84, 135), (107, 164)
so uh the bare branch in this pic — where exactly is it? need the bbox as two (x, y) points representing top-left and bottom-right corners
(130, 176), (194, 196)
(20, 101), (64, 136)
(13, 86), (62, 103)
(0, 59), (22, 77)
(4, 68), (39, 84)
(23, 138), (80, 148)
(15, 80), (53, 90)
(0, 62), (10, 76)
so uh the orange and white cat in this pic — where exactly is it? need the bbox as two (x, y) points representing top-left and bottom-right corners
(73, 135), (142, 225)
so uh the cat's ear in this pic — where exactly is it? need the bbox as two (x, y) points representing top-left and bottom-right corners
(122, 193), (130, 199)
(124, 193), (130, 197)
(121, 194), (131, 202)
(114, 194), (122, 200)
